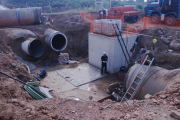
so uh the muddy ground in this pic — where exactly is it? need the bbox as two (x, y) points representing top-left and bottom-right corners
(1, 13), (180, 120)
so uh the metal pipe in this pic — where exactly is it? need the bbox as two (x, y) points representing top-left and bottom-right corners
(125, 64), (180, 100)
(0, 7), (41, 27)
(21, 38), (45, 58)
(44, 28), (68, 52)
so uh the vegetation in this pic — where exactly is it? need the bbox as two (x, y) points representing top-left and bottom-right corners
(3, 0), (146, 12)
(135, 3), (145, 11)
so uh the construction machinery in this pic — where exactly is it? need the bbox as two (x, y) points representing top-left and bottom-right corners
(99, 7), (134, 18)
(124, 11), (139, 23)
(109, 7), (134, 18)
(144, 0), (180, 25)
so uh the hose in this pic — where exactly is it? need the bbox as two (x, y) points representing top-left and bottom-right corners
(25, 65), (31, 74)
(24, 82), (47, 100)
(0, 71), (48, 98)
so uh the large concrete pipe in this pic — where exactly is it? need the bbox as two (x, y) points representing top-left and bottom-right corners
(0, 7), (41, 27)
(44, 28), (68, 52)
(21, 38), (45, 58)
(125, 64), (180, 100)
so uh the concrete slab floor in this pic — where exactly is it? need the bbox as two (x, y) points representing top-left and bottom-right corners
(57, 63), (106, 87)
(34, 63), (120, 101)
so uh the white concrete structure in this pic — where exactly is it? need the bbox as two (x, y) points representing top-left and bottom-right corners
(89, 33), (137, 73)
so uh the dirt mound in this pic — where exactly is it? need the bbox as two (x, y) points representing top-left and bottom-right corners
(136, 27), (180, 69)
(0, 31), (35, 103)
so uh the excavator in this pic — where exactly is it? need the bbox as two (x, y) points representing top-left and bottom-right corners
(144, 0), (180, 25)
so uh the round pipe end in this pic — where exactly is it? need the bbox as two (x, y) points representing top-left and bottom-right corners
(22, 38), (45, 58)
(44, 28), (68, 52)
(50, 32), (68, 52)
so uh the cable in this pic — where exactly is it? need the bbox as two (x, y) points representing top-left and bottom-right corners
(113, 24), (129, 65)
(116, 23), (131, 62)
(0, 71), (48, 98)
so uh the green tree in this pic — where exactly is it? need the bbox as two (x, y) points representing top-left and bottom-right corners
(136, 0), (144, 3)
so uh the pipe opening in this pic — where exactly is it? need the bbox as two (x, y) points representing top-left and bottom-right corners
(29, 39), (45, 58)
(51, 34), (67, 51)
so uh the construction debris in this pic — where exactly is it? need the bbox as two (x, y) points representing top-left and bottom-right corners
(58, 53), (69, 64)
(170, 111), (180, 119)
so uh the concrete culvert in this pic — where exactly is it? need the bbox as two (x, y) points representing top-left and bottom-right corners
(44, 28), (68, 52)
(21, 38), (45, 58)
(125, 64), (180, 100)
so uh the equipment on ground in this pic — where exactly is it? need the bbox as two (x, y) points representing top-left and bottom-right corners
(112, 91), (121, 102)
(120, 55), (154, 102)
(24, 82), (48, 100)
(124, 11), (138, 23)
(0, 71), (48, 99)
(33, 68), (47, 81)
(89, 95), (93, 100)
(111, 82), (125, 102)
(118, 66), (126, 81)
(118, 73), (126, 81)
(145, 0), (180, 26)
(39, 68), (47, 79)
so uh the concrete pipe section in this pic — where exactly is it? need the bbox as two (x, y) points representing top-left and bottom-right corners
(125, 64), (180, 100)
(21, 38), (45, 58)
(44, 28), (68, 52)
(0, 7), (41, 26)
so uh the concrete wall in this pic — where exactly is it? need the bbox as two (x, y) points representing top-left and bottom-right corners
(89, 33), (137, 73)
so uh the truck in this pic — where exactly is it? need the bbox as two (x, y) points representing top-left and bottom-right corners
(144, 0), (180, 26)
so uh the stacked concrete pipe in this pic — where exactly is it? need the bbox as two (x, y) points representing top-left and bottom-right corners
(0, 7), (41, 27)
(2, 28), (44, 58)
(44, 28), (68, 52)
(21, 38), (45, 58)
(21, 28), (68, 58)
(21, 28), (68, 57)
(125, 64), (180, 100)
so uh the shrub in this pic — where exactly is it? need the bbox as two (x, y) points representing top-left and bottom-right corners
(135, 3), (144, 11)
(52, 2), (66, 8)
